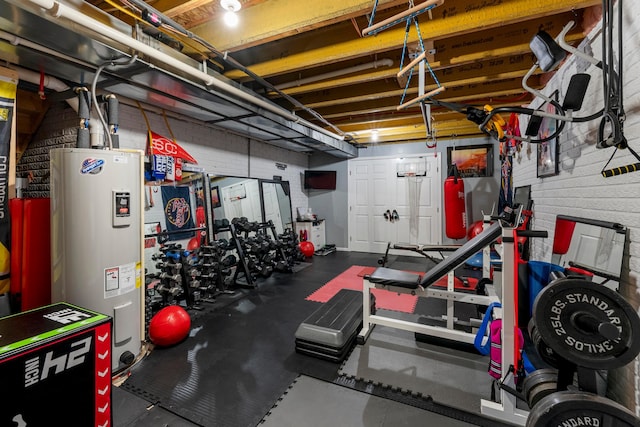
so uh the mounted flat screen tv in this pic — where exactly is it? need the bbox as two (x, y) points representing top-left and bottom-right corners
(304, 170), (336, 190)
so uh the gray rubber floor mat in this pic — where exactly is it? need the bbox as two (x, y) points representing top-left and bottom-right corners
(339, 313), (492, 414)
(260, 375), (477, 427)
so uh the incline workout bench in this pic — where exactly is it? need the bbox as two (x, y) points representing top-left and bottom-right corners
(358, 221), (502, 346)
(378, 241), (461, 267)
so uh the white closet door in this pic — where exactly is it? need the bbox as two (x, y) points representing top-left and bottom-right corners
(348, 155), (441, 253)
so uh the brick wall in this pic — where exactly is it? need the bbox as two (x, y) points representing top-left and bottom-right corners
(16, 102), (77, 198)
(17, 102), (310, 211)
(512, 1), (640, 413)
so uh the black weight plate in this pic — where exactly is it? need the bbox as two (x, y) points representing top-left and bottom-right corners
(529, 318), (562, 368)
(526, 391), (640, 427)
(527, 317), (536, 337)
(532, 278), (640, 370)
(532, 326), (562, 369)
(528, 381), (557, 408)
(522, 368), (557, 408)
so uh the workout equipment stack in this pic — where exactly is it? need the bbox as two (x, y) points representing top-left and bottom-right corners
(523, 273), (640, 427)
(144, 217), (303, 339)
(145, 241), (211, 336)
(227, 217), (300, 287)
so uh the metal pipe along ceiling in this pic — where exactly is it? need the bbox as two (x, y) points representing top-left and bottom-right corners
(275, 59), (394, 90)
(20, 0), (346, 143)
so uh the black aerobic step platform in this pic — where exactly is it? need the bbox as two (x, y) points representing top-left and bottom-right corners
(295, 289), (375, 363)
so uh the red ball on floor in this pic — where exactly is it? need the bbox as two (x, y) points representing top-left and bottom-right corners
(149, 305), (191, 347)
(299, 241), (315, 257)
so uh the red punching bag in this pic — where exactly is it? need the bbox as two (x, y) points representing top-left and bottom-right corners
(444, 165), (467, 239)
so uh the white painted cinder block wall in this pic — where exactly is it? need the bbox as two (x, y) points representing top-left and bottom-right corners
(114, 104), (310, 213)
(20, 102), (311, 213)
(512, 1), (640, 413)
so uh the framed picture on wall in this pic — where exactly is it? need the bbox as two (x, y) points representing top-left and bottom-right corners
(210, 186), (221, 208)
(537, 92), (560, 178)
(447, 144), (493, 178)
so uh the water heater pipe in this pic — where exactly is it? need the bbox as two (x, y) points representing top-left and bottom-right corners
(8, 64), (105, 147)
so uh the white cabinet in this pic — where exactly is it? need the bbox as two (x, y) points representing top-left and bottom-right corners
(295, 220), (326, 251)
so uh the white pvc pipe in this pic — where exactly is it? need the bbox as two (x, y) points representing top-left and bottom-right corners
(8, 64), (106, 145)
(8, 64), (74, 102)
(22, 0), (345, 142)
(276, 59), (393, 90)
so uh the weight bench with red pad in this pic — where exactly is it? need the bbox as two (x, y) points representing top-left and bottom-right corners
(365, 221), (502, 291)
(359, 222), (503, 346)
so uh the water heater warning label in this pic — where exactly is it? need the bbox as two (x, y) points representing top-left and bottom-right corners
(104, 262), (136, 298)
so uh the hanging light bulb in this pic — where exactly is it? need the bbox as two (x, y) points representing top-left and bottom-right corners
(220, 0), (241, 27)
(371, 129), (379, 142)
(223, 10), (239, 27)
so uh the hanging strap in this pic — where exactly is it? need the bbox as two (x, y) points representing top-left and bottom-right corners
(136, 101), (154, 155)
(366, 0), (380, 28)
(162, 110), (177, 142)
(474, 302), (502, 355)
(447, 163), (460, 183)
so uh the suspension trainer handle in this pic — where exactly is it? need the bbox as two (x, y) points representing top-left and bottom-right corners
(602, 162), (640, 177)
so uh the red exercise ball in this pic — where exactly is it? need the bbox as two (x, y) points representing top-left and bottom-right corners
(299, 241), (315, 257)
(187, 236), (201, 251)
(467, 220), (485, 240)
(149, 305), (191, 347)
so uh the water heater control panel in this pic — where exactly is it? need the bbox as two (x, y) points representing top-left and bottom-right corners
(113, 190), (131, 227)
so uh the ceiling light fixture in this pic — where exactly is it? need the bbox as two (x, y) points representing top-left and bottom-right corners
(220, 0), (241, 27)
(371, 129), (379, 142)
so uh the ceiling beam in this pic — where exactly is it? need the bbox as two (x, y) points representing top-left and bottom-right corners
(301, 76), (539, 110)
(336, 99), (532, 134)
(161, 0), (215, 18)
(274, 49), (535, 97)
(189, 0), (405, 51)
(286, 58), (541, 106)
(223, 1), (598, 80)
(352, 119), (483, 144)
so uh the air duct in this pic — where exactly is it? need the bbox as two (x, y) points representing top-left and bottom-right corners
(19, 0), (346, 144)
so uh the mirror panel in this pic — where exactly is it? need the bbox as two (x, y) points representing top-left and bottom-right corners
(208, 175), (294, 237)
(260, 180), (293, 235)
(209, 175), (263, 225)
(552, 215), (627, 288)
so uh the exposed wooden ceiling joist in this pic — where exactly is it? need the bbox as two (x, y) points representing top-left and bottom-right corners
(73, 0), (603, 146)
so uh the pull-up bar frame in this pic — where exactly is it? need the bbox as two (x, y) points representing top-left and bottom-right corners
(362, 0), (444, 37)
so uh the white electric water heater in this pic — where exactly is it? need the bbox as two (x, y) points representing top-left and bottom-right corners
(51, 148), (143, 370)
